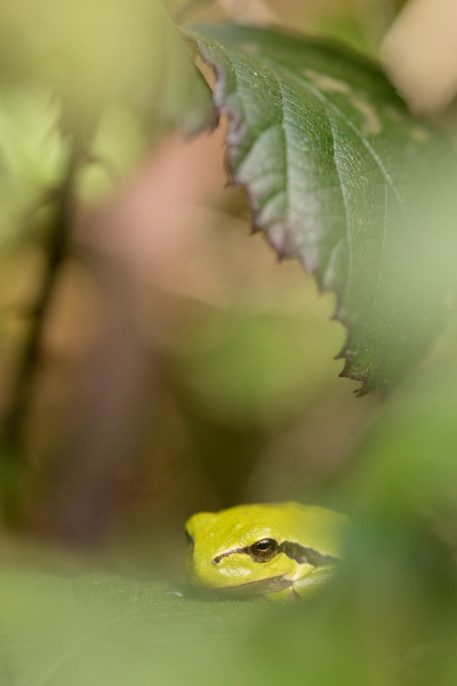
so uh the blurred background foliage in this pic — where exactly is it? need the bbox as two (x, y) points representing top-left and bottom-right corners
(0, 0), (389, 550)
(0, 0), (456, 683)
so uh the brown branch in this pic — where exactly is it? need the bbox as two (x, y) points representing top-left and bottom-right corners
(0, 133), (84, 526)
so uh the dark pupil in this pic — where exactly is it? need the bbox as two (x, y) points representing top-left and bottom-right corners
(249, 538), (278, 562)
(247, 538), (280, 562)
(255, 539), (273, 551)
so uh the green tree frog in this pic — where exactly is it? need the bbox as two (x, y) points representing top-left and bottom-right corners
(185, 502), (347, 599)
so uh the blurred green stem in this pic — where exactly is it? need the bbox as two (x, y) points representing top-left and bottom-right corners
(0, 133), (84, 527)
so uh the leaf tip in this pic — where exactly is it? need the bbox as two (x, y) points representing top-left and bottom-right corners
(265, 225), (295, 261)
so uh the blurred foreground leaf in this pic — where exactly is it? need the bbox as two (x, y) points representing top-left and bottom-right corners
(211, 361), (457, 686)
(349, 359), (457, 530)
(189, 23), (451, 393)
(0, 573), (270, 686)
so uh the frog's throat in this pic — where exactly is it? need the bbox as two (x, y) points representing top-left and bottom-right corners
(213, 540), (340, 567)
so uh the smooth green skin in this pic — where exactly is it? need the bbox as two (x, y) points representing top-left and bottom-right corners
(186, 502), (347, 599)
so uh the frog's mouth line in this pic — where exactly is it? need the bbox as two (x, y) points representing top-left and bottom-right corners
(213, 541), (339, 567)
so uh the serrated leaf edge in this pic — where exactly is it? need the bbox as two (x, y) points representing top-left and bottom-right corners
(189, 28), (396, 395)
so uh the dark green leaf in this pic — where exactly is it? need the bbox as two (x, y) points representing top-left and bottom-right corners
(189, 23), (449, 393)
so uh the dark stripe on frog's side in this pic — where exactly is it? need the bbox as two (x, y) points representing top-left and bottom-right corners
(280, 541), (340, 567)
(213, 541), (339, 567)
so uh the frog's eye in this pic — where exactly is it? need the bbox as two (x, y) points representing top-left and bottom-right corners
(185, 529), (194, 547)
(249, 538), (279, 562)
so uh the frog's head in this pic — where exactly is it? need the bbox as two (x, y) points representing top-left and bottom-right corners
(185, 502), (343, 596)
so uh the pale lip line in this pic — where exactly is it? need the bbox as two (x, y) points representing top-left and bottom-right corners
(208, 574), (293, 596)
